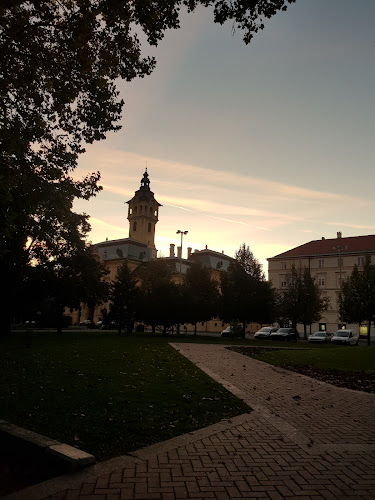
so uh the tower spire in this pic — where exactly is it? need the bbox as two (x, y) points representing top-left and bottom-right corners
(140, 168), (150, 190)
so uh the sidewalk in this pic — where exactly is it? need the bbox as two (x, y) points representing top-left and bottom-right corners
(6, 343), (375, 500)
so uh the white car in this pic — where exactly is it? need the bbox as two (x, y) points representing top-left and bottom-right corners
(254, 327), (278, 340)
(220, 326), (233, 337)
(331, 329), (359, 346)
(307, 331), (333, 344)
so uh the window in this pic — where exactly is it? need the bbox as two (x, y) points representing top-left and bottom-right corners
(154, 210), (157, 216)
(337, 276), (344, 288)
(358, 256), (365, 266)
(281, 280), (287, 288)
(148, 222), (151, 232)
(318, 277), (325, 287)
(149, 207), (152, 215)
(318, 259), (324, 268)
(281, 262), (286, 269)
(134, 206), (138, 214)
(140, 205), (142, 213)
(133, 221), (137, 231)
(129, 208), (132, 215)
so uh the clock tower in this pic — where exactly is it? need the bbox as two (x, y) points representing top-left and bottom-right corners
(126, 169), (161, 257)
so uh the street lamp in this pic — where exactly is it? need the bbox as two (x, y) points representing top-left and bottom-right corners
(176, 230), (188, 276)
(333, 244), (347, 291)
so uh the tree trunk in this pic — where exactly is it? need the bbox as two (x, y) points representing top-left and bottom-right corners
(367, 320), (371, 346)
(242, 322), (246, 339)
(303, 323), (307, 339)
(56, 305), (64, 334)
(194, 322), (197, 336)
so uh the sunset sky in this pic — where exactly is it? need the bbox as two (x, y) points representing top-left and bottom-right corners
(74, 0), (375, 272)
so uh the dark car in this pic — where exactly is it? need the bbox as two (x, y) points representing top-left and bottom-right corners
(270, 328), (299, 341)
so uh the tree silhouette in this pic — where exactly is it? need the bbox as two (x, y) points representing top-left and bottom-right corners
(182, 262), (219, 335)
(109, 261), (139, 335)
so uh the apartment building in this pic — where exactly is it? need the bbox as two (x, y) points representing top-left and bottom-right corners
(268, 232), (375, 338)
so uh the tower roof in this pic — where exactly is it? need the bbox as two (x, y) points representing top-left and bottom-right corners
(126, 169), (162, 206)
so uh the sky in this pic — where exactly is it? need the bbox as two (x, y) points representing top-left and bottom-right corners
(73, 0), (375, 272)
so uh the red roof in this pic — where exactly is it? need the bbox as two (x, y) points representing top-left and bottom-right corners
(269, 235), (375, 259)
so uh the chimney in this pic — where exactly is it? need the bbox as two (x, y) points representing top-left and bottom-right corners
(337, 232), (342, 239)
(169, 243), (175, 258)
(177, 246), (182, 259)
(322, 237), (325, 240)
(205, 244), (208, 250)
(187, 247), (192, 259)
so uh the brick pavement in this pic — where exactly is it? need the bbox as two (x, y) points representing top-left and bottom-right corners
(6, 343), (375, 500)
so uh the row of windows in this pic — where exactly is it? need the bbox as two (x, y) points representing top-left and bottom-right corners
(281, 275), (344, 289)
(281, 256), (366, 270)
(129, 205), (158, 217)
(133, 222), (152, 233)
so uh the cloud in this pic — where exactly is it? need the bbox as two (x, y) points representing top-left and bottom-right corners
(75, 146), (375, 262)
(325, 222), (375, 230)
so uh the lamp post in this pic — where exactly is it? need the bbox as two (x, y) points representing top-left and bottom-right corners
(333, 244), (347, 291)
(176, 230), (188, 277)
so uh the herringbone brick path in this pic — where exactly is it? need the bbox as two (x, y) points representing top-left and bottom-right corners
(8, 344), (375, 500)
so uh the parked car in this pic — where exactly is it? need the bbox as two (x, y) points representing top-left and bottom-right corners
(270, 328), (299, 341)
(254, 327), (278, 340)
(331, 329), (359, 346)
(95, 320), (103, 329)
(220, 326), (233, 337)
(79, 319), (94, 328)
(307, 331), (333, 344)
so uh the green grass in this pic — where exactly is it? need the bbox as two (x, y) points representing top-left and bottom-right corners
(0, 331), (250, 461)
(234, 344), (375, 373)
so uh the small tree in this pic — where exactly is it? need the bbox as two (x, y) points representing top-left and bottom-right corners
(182, 262), (219, 335)
(37, 246), (109, 333)
(339, 257), (375, 346)
(299, 268), (329, 338)
(109, 261), (138, 335)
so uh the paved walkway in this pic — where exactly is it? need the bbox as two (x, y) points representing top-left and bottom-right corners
(7, 344), (375, 500)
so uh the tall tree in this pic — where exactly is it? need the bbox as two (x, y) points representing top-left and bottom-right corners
(235, 243), (264, 280)
(136, 260), (179, 335)
(339, 257), (375, 346)
(220, 243), (271, 336)
(109, 261), (139, 335)
(182, 262), (219, 335)
(280, 265), (328, 337)
(1, 1), (295, 334)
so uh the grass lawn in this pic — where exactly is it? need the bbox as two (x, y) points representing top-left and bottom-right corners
(0, 331), (250, 461)
(228, 344), (375, 373)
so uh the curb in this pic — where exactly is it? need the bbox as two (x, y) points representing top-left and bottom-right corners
(0, 420), (95, 470)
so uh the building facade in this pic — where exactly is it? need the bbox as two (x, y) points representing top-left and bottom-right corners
(268, 232), (375, 338)
(74, 170), (240, 333)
